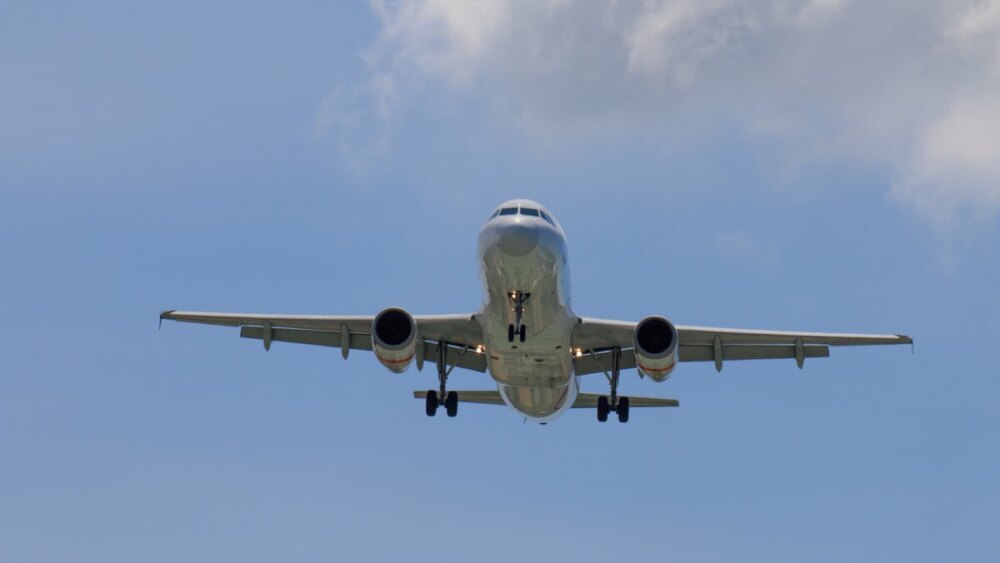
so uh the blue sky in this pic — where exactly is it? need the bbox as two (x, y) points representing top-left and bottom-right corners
(2, 2), (999, 561)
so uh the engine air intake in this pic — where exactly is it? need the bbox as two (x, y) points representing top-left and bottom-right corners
(636, 317), (674, 355)
(374, 308), (413, 346)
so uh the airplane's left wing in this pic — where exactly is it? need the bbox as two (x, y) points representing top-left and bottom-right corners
(159, 310), (487, 372)
(572, 317), (911, 375)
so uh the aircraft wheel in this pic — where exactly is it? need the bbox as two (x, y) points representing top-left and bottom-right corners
(597, 396), (609, 422)
(445, 391), (458, 417)
(508, 324), (515, 342)
(617, 397), (630, 423)
(519, 325), (527, 342)
(425, 390), (438, 417)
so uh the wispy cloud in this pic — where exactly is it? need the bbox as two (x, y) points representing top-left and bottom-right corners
(326, 0), (1000, 223)
(716, 232), (780, 266)
(315, 86), (392, 171)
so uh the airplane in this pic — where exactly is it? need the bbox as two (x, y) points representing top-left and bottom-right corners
(160, 199), (912, 423)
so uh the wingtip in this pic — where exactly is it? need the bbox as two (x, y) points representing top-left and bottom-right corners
(897, 334), (913, 344)
(159, 309), (175, 330)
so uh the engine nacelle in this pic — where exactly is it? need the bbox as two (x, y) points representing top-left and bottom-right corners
(633, 316), (679, 382)
(372, 307), (417, 373)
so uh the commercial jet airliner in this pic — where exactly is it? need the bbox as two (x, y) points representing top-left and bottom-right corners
(161, 199), (911, 423)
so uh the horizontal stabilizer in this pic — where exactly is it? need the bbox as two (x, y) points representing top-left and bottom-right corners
(572, 392), (679, 408)
(413, 390), (679, 408)
(413, 390), (505, 405)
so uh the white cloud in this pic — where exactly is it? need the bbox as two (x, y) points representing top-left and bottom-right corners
(790, 0), (847, 27)
(327, 0), (1000, 222)
(625, 0), (758, 87)
(891, 0), (1000, 220)
(897, 95), (1000, 220)
(950, 0), (1000, 47)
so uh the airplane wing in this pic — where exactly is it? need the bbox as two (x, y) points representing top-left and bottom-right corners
(159, 310), (487, 372)
(571, 317), (912, 375)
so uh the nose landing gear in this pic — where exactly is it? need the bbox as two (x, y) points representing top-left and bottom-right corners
(507, 291), (530, 343)
(507, 323), (526, 343)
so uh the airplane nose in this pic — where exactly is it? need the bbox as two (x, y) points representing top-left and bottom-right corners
(497, 222), (539, 257)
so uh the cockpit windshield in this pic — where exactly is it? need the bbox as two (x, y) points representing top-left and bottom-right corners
(489, 205), (557, 227)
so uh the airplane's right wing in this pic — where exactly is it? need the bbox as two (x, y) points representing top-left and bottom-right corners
(160, 310), (487, 372)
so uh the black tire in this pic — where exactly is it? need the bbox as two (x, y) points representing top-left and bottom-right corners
(425, 390), (438, 417)
(617, 397), (630, 423)
(446, 391), (458, 417)
(519, 325), (527, 342)
(508, 324), (515, 342)
(597, 396), (609, 422)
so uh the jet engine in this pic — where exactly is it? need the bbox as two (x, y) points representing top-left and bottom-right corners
(372, 307), (418, 373)
(633, 316), (679, 382)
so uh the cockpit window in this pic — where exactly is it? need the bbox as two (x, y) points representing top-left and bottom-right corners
(498, 207), (518, 216)
(520, 207), (540, 217)
(539, 210), (555, 226)
(489, 209), (501, 218)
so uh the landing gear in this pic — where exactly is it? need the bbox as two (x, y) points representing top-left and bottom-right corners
(597, 396), (610, 422)
(594, 347), (630, 424)
(508, 323), (527, 342)
(617, 396), (630, 423)
(424, 341), (469, 418)
(425, 390), (439, 417)
(507, 291), (530, 342)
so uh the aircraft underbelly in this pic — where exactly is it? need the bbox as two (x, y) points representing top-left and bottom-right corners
(489, 340), (570, 386)
(479, 237), (576, 419)
(498, 379), (578, 421)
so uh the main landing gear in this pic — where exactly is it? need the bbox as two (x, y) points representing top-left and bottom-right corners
(424, 341), (468, 418)
(425, 389), (457, 418)
(507, 291), (530, 343)
(594, 347), (630, 423)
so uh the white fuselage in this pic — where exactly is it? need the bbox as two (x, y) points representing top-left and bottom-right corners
(476, 200), (578, 421)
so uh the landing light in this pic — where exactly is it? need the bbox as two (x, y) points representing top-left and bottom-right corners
(574, 348), (583, 357)
(476, 345), (484, 353)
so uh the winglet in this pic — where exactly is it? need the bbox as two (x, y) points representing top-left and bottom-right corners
(895, 333), (914, 354)
(159, 309), (175, 329)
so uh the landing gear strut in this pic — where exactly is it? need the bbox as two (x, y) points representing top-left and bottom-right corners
(424, 341), (467, 418)
(507, 291), (530, 343)
(592, 347), (630, 423)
